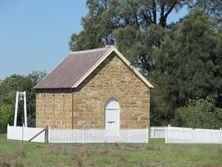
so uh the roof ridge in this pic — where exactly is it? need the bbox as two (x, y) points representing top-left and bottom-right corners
(70, 46), (110, 55)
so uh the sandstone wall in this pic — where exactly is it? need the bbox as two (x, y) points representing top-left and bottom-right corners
(73, 53), (150, 129)
(36, 90), (72, 128)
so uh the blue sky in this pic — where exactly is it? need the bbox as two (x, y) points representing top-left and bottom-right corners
(0, 1), (188, 80)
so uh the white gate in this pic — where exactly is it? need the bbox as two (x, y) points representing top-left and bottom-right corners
(7, 125), (46, 143)
(105, 98), (120, 136)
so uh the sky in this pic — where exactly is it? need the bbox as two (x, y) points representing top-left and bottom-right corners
(0, 1), (188, 80)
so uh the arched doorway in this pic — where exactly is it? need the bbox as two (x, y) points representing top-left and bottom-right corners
(104, 98), (120, 136)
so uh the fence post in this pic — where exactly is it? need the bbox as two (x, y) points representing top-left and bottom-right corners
(153, 127), (155, 138)
(220, 128), (222, 144)
(147, 128), (149, 143)
(48, 126), (50, 143)
(148, 127), (151, 139)
(45, 125), (49, 143)
(81, 129), (83, 143)
(165, 125), (169, 144)
(22, 123), (24, 142)
(7, 124), (9, 140)
(191, 128), (195, 143)
(164, 127), (167, 139)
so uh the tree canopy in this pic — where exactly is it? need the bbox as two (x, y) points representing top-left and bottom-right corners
(150, 8), (222, 125)
(0, 71), (46, 132)
(69, 0), (194, 74)
(196, 0), (222, 22)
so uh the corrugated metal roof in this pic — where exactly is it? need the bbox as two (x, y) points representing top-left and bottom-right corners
(34, 47), (108, 89)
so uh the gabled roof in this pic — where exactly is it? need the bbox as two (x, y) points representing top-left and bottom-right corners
(34, 46), (153, 89)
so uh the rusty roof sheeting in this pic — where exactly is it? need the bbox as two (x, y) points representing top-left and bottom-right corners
(34, 47), (108, 89)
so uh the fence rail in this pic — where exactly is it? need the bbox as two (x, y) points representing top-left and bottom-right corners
(166, 126), (222, 144)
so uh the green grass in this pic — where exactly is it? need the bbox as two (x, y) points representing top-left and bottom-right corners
(0, 134), (222, 167)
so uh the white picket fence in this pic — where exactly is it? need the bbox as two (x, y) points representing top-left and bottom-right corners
(150, 127), (166, 138)
(7, 125), (45, 143)
(8, 125), (222, 144)
(7, 125), (148, 143)
(166, 126), (222, 144)
(49, 128), (148, 143)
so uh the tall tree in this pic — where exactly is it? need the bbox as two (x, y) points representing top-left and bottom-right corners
(69, 0), (193, 74)
(214, 28), (222, 107)
(195, 0), (222, 22)
(150, 8), (222, 125)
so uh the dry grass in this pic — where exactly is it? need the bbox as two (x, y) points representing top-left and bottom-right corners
(0, 135), (222, 167)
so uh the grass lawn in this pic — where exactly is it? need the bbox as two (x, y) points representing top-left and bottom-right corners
(0, 134), (222, 167)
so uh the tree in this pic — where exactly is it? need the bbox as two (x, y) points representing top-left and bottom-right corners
(114, 24), (165, 74)
(195, 0), (222, 23)
(69, 0), (193, 74)
(0, 71), (46, 132)
(0, 104), (13, 133)
(214, 28), (222, 107)
(150, 8), (222, 125)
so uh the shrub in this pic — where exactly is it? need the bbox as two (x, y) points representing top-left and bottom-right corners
(0, 104), (13, 133)
(173, 98), (222, 129)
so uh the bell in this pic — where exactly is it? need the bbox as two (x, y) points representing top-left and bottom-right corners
(19, 94), (23, 101)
